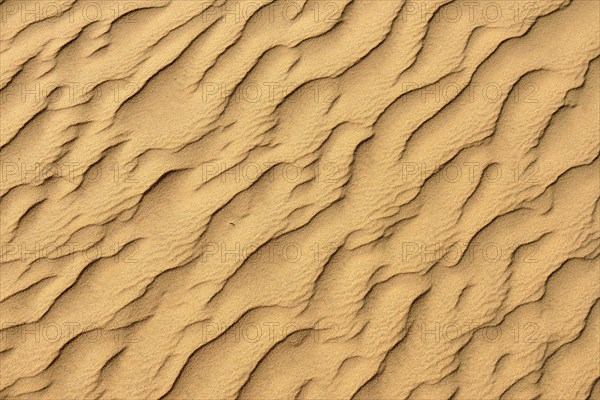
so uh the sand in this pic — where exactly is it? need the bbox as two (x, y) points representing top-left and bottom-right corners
(1, 0), (599, 399)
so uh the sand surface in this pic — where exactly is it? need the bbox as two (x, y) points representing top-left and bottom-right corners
(1, 0), (599, 399)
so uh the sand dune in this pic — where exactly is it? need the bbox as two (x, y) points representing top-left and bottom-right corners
(1, 0), (599, 399)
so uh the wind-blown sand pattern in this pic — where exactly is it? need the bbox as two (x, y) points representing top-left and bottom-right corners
(1, 0), (599, 399)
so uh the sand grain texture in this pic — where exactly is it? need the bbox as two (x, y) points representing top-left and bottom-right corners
(1, 0), (599, 399)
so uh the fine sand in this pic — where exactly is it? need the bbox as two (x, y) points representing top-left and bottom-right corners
(1, 0), (599, 399)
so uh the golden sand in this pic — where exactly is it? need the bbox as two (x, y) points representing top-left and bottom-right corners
(1, 0), (599, 399)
